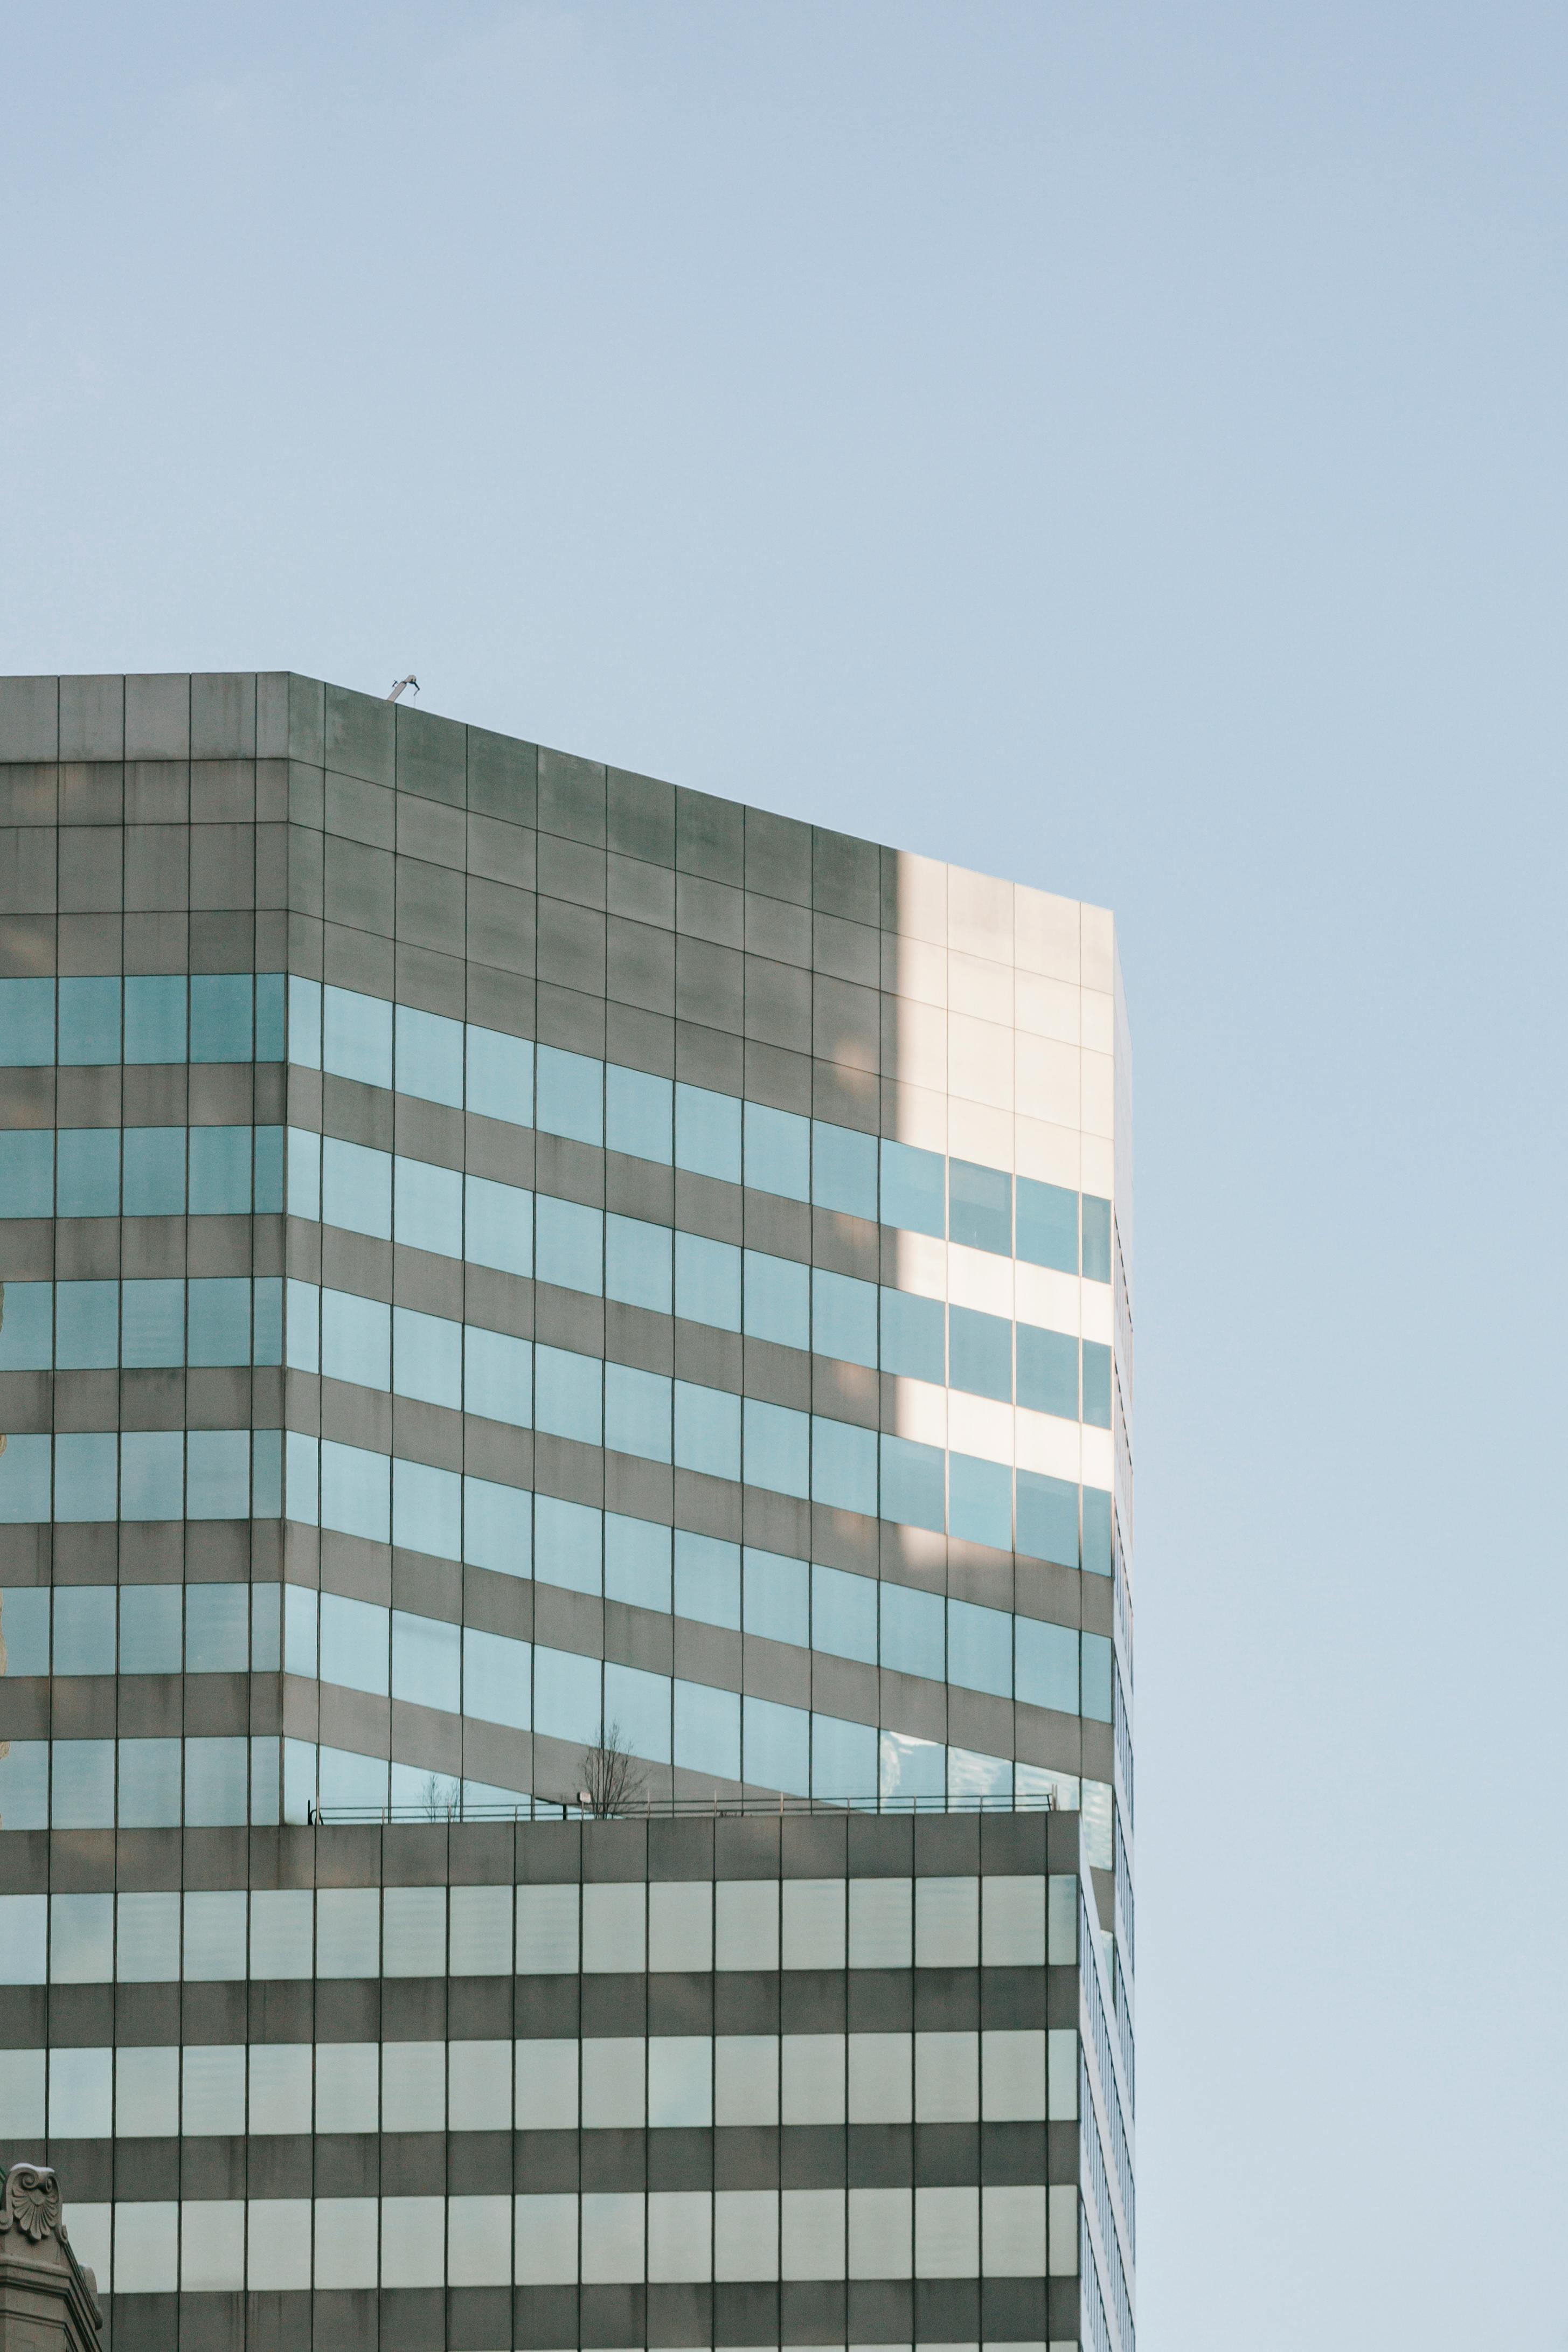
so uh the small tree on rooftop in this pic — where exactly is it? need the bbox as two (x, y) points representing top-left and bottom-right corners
(578, 1723), (646, 1817)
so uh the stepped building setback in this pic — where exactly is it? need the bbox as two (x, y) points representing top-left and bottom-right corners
(0, 672), (1135, 2352)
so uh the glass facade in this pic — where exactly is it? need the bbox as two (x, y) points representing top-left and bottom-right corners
(0, 670), (1133, 2351)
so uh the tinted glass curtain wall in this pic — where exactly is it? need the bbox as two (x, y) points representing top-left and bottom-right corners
(0, 672), (1135, 2352)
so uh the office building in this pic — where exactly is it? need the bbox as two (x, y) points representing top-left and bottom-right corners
(0, 672), (1133, 2351)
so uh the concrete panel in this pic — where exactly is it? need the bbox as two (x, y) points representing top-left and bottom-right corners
(0, 676), (58, 760)
(124, 674), (191, 759)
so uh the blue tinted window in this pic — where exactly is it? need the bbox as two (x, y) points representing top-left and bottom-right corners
(605, 1362), (671, 1462)
(811, 1563), (877, 1664)
(190, 974), (252, 1063)
(1016, 1324), (1077, 1420)
(675, 1233), (740, 1331)
(743, 1102), (809, 1202)
(812, 1271), (878, 1369)
(1080, 1632), (1113, 1722)
(394, 1307), (462, 1409)
(948, 1452), (1012, 1550)
(282, 1583), (318, 1676)
(464, 1327), (532, 1428)
(606, 1065), (672, 1163)
(1016, 1176), (1078, 1273)
(881, 1729), (945, 1801)
(321, 1137), (391, 1238)
(674, 1678), (739, 1781)
(253, 1278), (283, 1366)
(948, 1598), (1011, 1698)
(121, 1738), (182, 1827)
(1081, 1195), (1112, 1283)
(188, 1279), (251, 1366)
(322, 1288), (391, 1389)
(1082, 1340), (1112, 1429)
(948, 1305), (1012, 1402)
(122, 1280), (184, 1367)
(188, 1127), (251, 1215)
(53, 1587), (115, 1676)
(463, 1474), (531, 1578)
(119, 1586), (182, 1674)
(536, 1195), (603, 1295)
(536, 1495), (601, 1596)
(287, 976), (322, 1070)
(323, 986), (391, 1088)
(878, 1433), (945, 1534)
(0, 1433), (51, 1522)
(395, 1004), (463, 1107)
(124, 975), (187, 1065)
(0, 979), (53, 1066)
(532, 1642), (601, 1748)
(674, 1381), (740, 1481)
(742, 1547), (809, 1648)
(287, 1123), (322, 1222)
(255, 974), (285, 1061)
(744, 1694), (810, 1795)
(186, 1429), (249, 1520)
(811, 1710), (877, 1800)
(0, 1587), (47, 1675)
(879, 1580), (944, 1681)
(879, 1288), (943, 1383)
(464, 1627), (531, 1731)
(1081, 1486), (1112, 1577)
(55, 1282), (119, 1369)
(605, 1213), (671, 1313)
(393, 1156), (462, 1258)
(534, 1344), (601, 1445)
(119, 1431), (183, 1521)
(393, 1458), (461, 1559)
(743, 1398), (809, 1498)
(1015, 1616), (1078, 1714)
(675, 1531), (740, 1631)
(0, 1133), (53, 1218)
(463, 1174), (531, 1278)
(879, 1140), (945, 1237)
(606, 1662), (670, 1765)
(392, 1610), (461, 1712)
(675, 1084), (741, 1184)
(465, 1024), (533, 1125)
(812, 1122), (877, 1220)
(321, 1593), (388, 1695)
(254, 1126), (283, 1213)
(320, 1441), (390, 1545)
(1016, 1470), (1078, 1569)
(604, 1514), (671, 1613)
(122, 1128), (184, 1218)
(742, 1251), (808, 1351)
(52, 1741), (115, 1829)
(810, 1415), (878, 1515)
(949, 1160), (1011, 1255)
(186, 1584), (249, 1673)
(536, 1046), (602, 1145)
(251, 1427), (283, 1519)
(0, 1282), (52, 1369)
(57, 1129), (119, 1218)
(57, 977), (120, 1065)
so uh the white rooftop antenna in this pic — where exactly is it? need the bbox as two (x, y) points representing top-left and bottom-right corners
(385, 675), (420, 703)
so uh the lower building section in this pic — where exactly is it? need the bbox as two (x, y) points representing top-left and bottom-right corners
(0, 1807), (1129, 2351)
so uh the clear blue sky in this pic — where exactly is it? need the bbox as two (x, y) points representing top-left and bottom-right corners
(4, 5), (1565, 2343)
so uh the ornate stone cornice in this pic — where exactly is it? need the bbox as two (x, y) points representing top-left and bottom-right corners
(0, 2168), (63, 2247)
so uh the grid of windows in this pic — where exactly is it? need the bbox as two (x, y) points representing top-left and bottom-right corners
(0, 669), (1133, 2352)
(0, 969), (1114, 1281)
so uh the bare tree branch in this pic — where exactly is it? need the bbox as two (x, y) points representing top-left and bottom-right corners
(577, 1723), (647, 1817)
